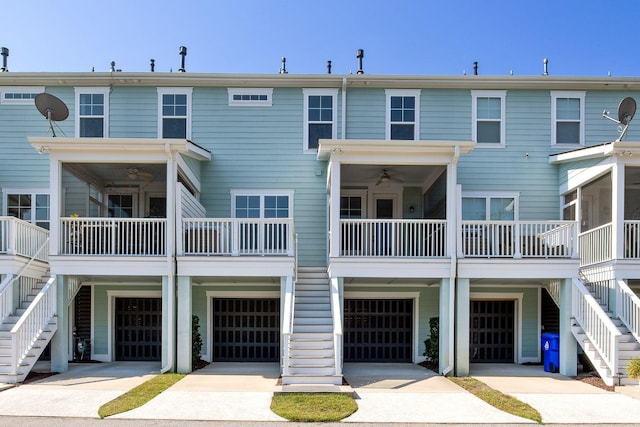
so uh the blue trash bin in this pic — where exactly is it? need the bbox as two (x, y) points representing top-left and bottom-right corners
(541, 333), (560, 373)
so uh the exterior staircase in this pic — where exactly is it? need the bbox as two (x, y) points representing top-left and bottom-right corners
(281, 267), (342, 385)
(0, 277), (57, 384)
(570, 279), (640, 386)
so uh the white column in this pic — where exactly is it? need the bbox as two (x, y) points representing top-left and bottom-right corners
(51, 275), (69, 372)
(455, 278), (470, 376)
(438, 278), (452, 374)
(49, 157), (61, 256)
(329, 159), (341, 258)
(176, 275), (192, 373)
(559, 278), (577, 376)
(612, 162), (624, 260)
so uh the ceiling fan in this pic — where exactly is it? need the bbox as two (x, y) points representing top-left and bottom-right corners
(376, 169), (403, 186)
(126, 167), (154, 182)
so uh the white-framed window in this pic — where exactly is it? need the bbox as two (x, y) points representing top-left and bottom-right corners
(157, 87), (192, 139)
(75, 87), (109, 137)
(0, 86), (44, 105)
(562, 189), (577, 221)
(340, 189), (367, 218)
(385, 89), (420, 140)
(551, 91), (585, 146)
(303, 88), (338, 152)
(471, 90), (506, 147)
(3, 190), (50, 229)
(231, 189), (293, 218)
(461, 191), (518, 221)
(228, 88), (273, 106)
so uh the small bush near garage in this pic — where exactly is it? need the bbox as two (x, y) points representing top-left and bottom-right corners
(423, 317), (439, 364)
(192, 315), (203, 369)
(627, 357), (640, 380)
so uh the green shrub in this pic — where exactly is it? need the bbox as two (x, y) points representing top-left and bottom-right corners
(423, 317), (439, 364)
(627, 357), (640, 380)
(192, 315), (203, 369)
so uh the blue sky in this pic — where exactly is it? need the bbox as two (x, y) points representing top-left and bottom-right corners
(4, 0), (640, 76)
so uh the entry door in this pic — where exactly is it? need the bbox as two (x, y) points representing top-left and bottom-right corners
(470, 300), (514, 363)
(374, 196), (395, 256)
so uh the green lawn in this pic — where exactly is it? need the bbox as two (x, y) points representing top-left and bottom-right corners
(271, 392), (358, 422)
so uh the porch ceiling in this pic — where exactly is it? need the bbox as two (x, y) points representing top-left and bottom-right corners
(65, 162), (167, 187)
(341, 164), (444, 186)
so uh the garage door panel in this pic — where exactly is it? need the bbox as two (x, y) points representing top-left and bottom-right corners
(470, 300), (514, 363)
(344, 299), (412, 362)
(115, 298), (162, 361)
(213, 298), (280, 362)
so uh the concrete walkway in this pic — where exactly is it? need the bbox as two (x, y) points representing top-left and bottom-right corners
(1, 361), (640, 423)
(472, 363), (640, 424)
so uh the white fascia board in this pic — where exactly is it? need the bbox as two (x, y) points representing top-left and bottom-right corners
(317, 139), (475, 161)
(550, 140), (640, 164)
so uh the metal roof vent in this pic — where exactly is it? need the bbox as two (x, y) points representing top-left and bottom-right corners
(327, 60), (332, 74)
(150, 59), (155, 72)
(279, 57), (288, 74)
(356, 49), (364, 74)
(473, 61), (478, 75)
(1, 47), (9, 72)
(543, 58), (549, 76)
(178, 46), (187, 72)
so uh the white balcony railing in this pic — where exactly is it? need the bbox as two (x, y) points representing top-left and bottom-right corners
(182, 218), (294, 256)
(0, 216), (49, 261)
(579, 223), (612, 266)
(462, 220), (576, 258)
(572, 278), (621, 377)
(340, 219), (447, 257)
(615, 279), (640, 343)
(624, 221), (640, 259)
(60, 218), (166, 256)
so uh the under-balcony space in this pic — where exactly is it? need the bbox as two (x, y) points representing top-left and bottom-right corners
(177, 218), (295, 277)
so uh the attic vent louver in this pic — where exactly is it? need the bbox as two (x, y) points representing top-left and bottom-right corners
(1, 47), (8, 72)
(356, 49), (364, 74)
(178, 46), (187, 72)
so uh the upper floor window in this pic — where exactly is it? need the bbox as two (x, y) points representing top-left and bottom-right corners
(303, 88), (338, 152)
(0, 86), (44, 105)
(228, 88), (273, 106)
(471, 90), (506, 147)
(232, 190), (293, 218)
(386, 89), (420, 140)
(157, 87), (192, 139)
(462, 192), (518, 221)
(4, 191), (50, 229)
(551, 91), (585, 146)
(75, 87), (109, 137)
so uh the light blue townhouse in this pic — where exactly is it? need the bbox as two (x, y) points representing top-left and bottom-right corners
(0, 68), (640, 387)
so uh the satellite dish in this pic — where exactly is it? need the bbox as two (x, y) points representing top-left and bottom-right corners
(34, 93), (68, 137)
(618, 97), (636, 125)
(603, 96), (636, 142)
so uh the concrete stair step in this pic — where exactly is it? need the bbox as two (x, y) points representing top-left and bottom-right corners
(293, 324), (333, 333)
(294, 317), (332, 325)
(291, 332), (332, 341)
(290, 348), (334, 358)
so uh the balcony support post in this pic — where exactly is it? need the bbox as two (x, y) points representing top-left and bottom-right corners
(559, 277), (577, 377)
(455, 278), (470, 376)
(176, 275), (192, 373)
(50, 274), (69, 373)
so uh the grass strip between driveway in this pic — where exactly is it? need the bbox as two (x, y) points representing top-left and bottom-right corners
(449, 377), (542, 424)
(98, 373), (186, 419)
(271, 392), (358, 422)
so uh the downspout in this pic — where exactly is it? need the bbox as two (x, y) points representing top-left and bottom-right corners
(341, 77), (347, 140)
(442, 145), (460, 377)
(162, 144), (176, 374)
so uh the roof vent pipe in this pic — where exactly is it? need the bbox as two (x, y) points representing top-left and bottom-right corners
(543, 58), (549, 76)
(110, 61), (116, 72)
(473, 61), (478, 75)
(150, 59), (155, 72)
(178, 46), (187, 72)
(356, 49), (364, 74)
(1, 47), (8, 72)
(279, 57), (288, 74)
(327, 60), (332, 74)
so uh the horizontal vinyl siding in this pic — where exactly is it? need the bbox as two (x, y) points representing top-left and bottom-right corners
(585, 91), (640, 146)
(192, 87), (327, 266)
(346, 88), (385, 139)
(458, 90), (559, 220)
(421, 89), (471, 140)
(109, 87), (157, 138)
(62, 169), (89, 216)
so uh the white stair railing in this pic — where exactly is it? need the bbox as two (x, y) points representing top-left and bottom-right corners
(572, 278), (621, 376)
(0, 275), (13, 323)
(546, 280), (561, 307)
(10, 276), (57, 376)
(282, 275), (295, 376)
(329, 277), (342, 376)
(615, 279), (640, 343)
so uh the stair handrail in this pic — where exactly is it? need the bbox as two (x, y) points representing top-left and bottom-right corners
(615, 279), (640, 343)
(572, 278), (622, 376)
(282, 275), (295, 376)
(10, 276), (57, 376)
(0, 236), (50, 323)
(329, 277), (342, 377)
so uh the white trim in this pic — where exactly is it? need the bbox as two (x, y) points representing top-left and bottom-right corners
(471, 90), (506, 148)
(385, 89), (421, 140)
(74, 87), (110, 138)
(205, 290), (281, 363)
(106, 289), (162, 362)
(228, 88), (273, 106)
(470, 292), (524, 363)
(157, 87), (193, 139)
(551, 91), (586, 147)
(340, 189), (368, 218)
(303, 88), (339, 153)
(0, 86), (44, 105)
(2, 188), (51, 228)
(343, 291), (421, 363)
